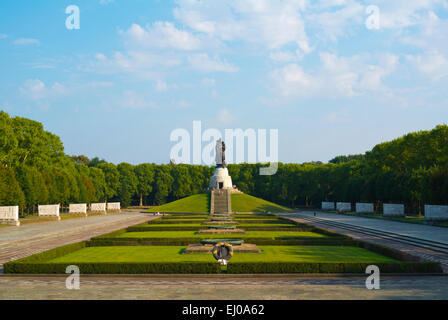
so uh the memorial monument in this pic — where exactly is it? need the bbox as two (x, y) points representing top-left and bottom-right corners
(209, 139), (233, 190)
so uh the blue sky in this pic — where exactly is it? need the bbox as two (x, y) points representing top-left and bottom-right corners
(0, 0), (447, 165)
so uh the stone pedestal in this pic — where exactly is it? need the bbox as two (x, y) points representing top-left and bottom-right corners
(184, 243), (261, 254)
(209, 167), (233, 190)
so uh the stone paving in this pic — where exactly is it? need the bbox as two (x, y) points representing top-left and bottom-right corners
(285, 211), (448, 272)
(0, 211), (154, 270)
(295, 211), (448, 243)
(0, 275), (447, 300)
(1, 210), (448, 300)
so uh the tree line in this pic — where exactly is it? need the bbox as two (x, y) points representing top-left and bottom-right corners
(1, 111), (447, 215)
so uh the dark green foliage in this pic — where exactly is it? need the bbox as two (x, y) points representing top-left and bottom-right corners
(226, 262), (442, 274)
(117, 163), (138, 207)
(1, 111), (448, 214)
(3, 240), (220, 274)
(0, 166), (25, 207)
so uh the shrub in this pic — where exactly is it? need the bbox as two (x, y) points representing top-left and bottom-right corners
(5, 262), (221, 274)
(226, 262), (442, 274)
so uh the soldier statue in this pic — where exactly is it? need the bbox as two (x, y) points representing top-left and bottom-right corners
(215, 139), (226, 168)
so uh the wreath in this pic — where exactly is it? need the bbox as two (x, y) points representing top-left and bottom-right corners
(212, 242), (234, 261)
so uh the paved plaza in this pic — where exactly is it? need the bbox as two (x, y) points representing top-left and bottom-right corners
(0, 211), (154, 270)
(294, 211), (448, 243)
(1, 210), (448, 300)
(0, 275), (447, 300)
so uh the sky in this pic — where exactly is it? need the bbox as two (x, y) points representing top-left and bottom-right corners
(0, 0), (447, 165)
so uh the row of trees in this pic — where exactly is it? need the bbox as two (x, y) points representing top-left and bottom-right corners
(1, 111), (447, 215)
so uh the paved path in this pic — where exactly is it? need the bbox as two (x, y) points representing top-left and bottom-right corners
(0, 211), (154, 270)
(294, 211), (448, 243)
(283, 211), (448, 272)
(0, 275), (447, 300)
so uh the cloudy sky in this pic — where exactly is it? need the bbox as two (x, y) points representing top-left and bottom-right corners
(0, 0), (447, 165)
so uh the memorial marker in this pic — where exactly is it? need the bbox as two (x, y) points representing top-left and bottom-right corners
(38, 204), (61, 220)
(383, 204), (405, 217)
(0, 206), (20, 226)
(425, 205), (448, 220)
(336, 202), (351, 212)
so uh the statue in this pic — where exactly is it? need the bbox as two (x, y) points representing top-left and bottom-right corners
(209, 138), (232, 190)
(215, 138), (226, 168)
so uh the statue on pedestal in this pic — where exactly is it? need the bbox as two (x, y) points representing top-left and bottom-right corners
(215, 138), (226, 168)
(210, 139), (232, 190)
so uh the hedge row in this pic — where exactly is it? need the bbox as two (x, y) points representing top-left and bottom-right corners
(4, 242), (87, 264)
(6, 260), (440, 275)
(87, 238), (356, 247)
(232, 220), (291, 224)
(226, 262), (443, 274)
(126, 226), (314, 232)
(90, 228), (127, 239)
(352, 241), (423, 262)
(161, 216), (208, 220)
(148, 220), (206, 225)
(4, 262), (221, 274)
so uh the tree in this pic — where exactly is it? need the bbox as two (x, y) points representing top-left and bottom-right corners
(134, 163), (155, 206)
(97, 162), (120, 201)
(15, 165), (48, 214)
(153, 166), (174, 205)
(0, 166), (25, 207)
(117, 163), (138, 207)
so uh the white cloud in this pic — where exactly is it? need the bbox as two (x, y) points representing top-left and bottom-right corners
(88, 20), (233, 79)
(269, 63), (317, 97)
(269, 51), (301, 63)
(13, 38), (40, 45)
(376, 0), (447, 29)
(307, 0), (364, 42)
(120, 91), (157, 110)
(20, 79), (67, 100)
(92, 51), (181, 79)
(217, 108), (234, 124)
(188, 53), (238, 73)
(174, 0), (310, 52)
(0, 34), (7, 39)
(407, 50), (448, 81)
(269, 52), (399, 98)
(122, 22), (202, 51)
(175, 100), (190, 109)
(155, 80), (168, 92)
(202, 78), (216, 86)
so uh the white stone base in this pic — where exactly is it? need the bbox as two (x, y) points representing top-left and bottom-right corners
(0, 219), (20, 226)
(209, 167), (233, 190)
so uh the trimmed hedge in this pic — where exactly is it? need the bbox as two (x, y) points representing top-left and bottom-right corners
(161, 216), (208, 220)
(148, 220), (205, 225)
(5, 262), (221, 274)
(233, 220), (291, 224)
(4, 242), (87, 264)
(90, 228), (127, 240)
(126, 226), (314, 232)
(226, 262), (443, 274)
(87, 238), (356, 247)
(352, 240), (423, 262)
(3, 240), (220, 274)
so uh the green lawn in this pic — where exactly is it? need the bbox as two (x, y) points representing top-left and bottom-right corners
(47, 245), (396, 264)
(132, 223), (298, 229)
(146, 193), (291, 213)
(148, 194), (210, 213)
(116, 230), (327, 239)
(232, 194), (292, 213)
